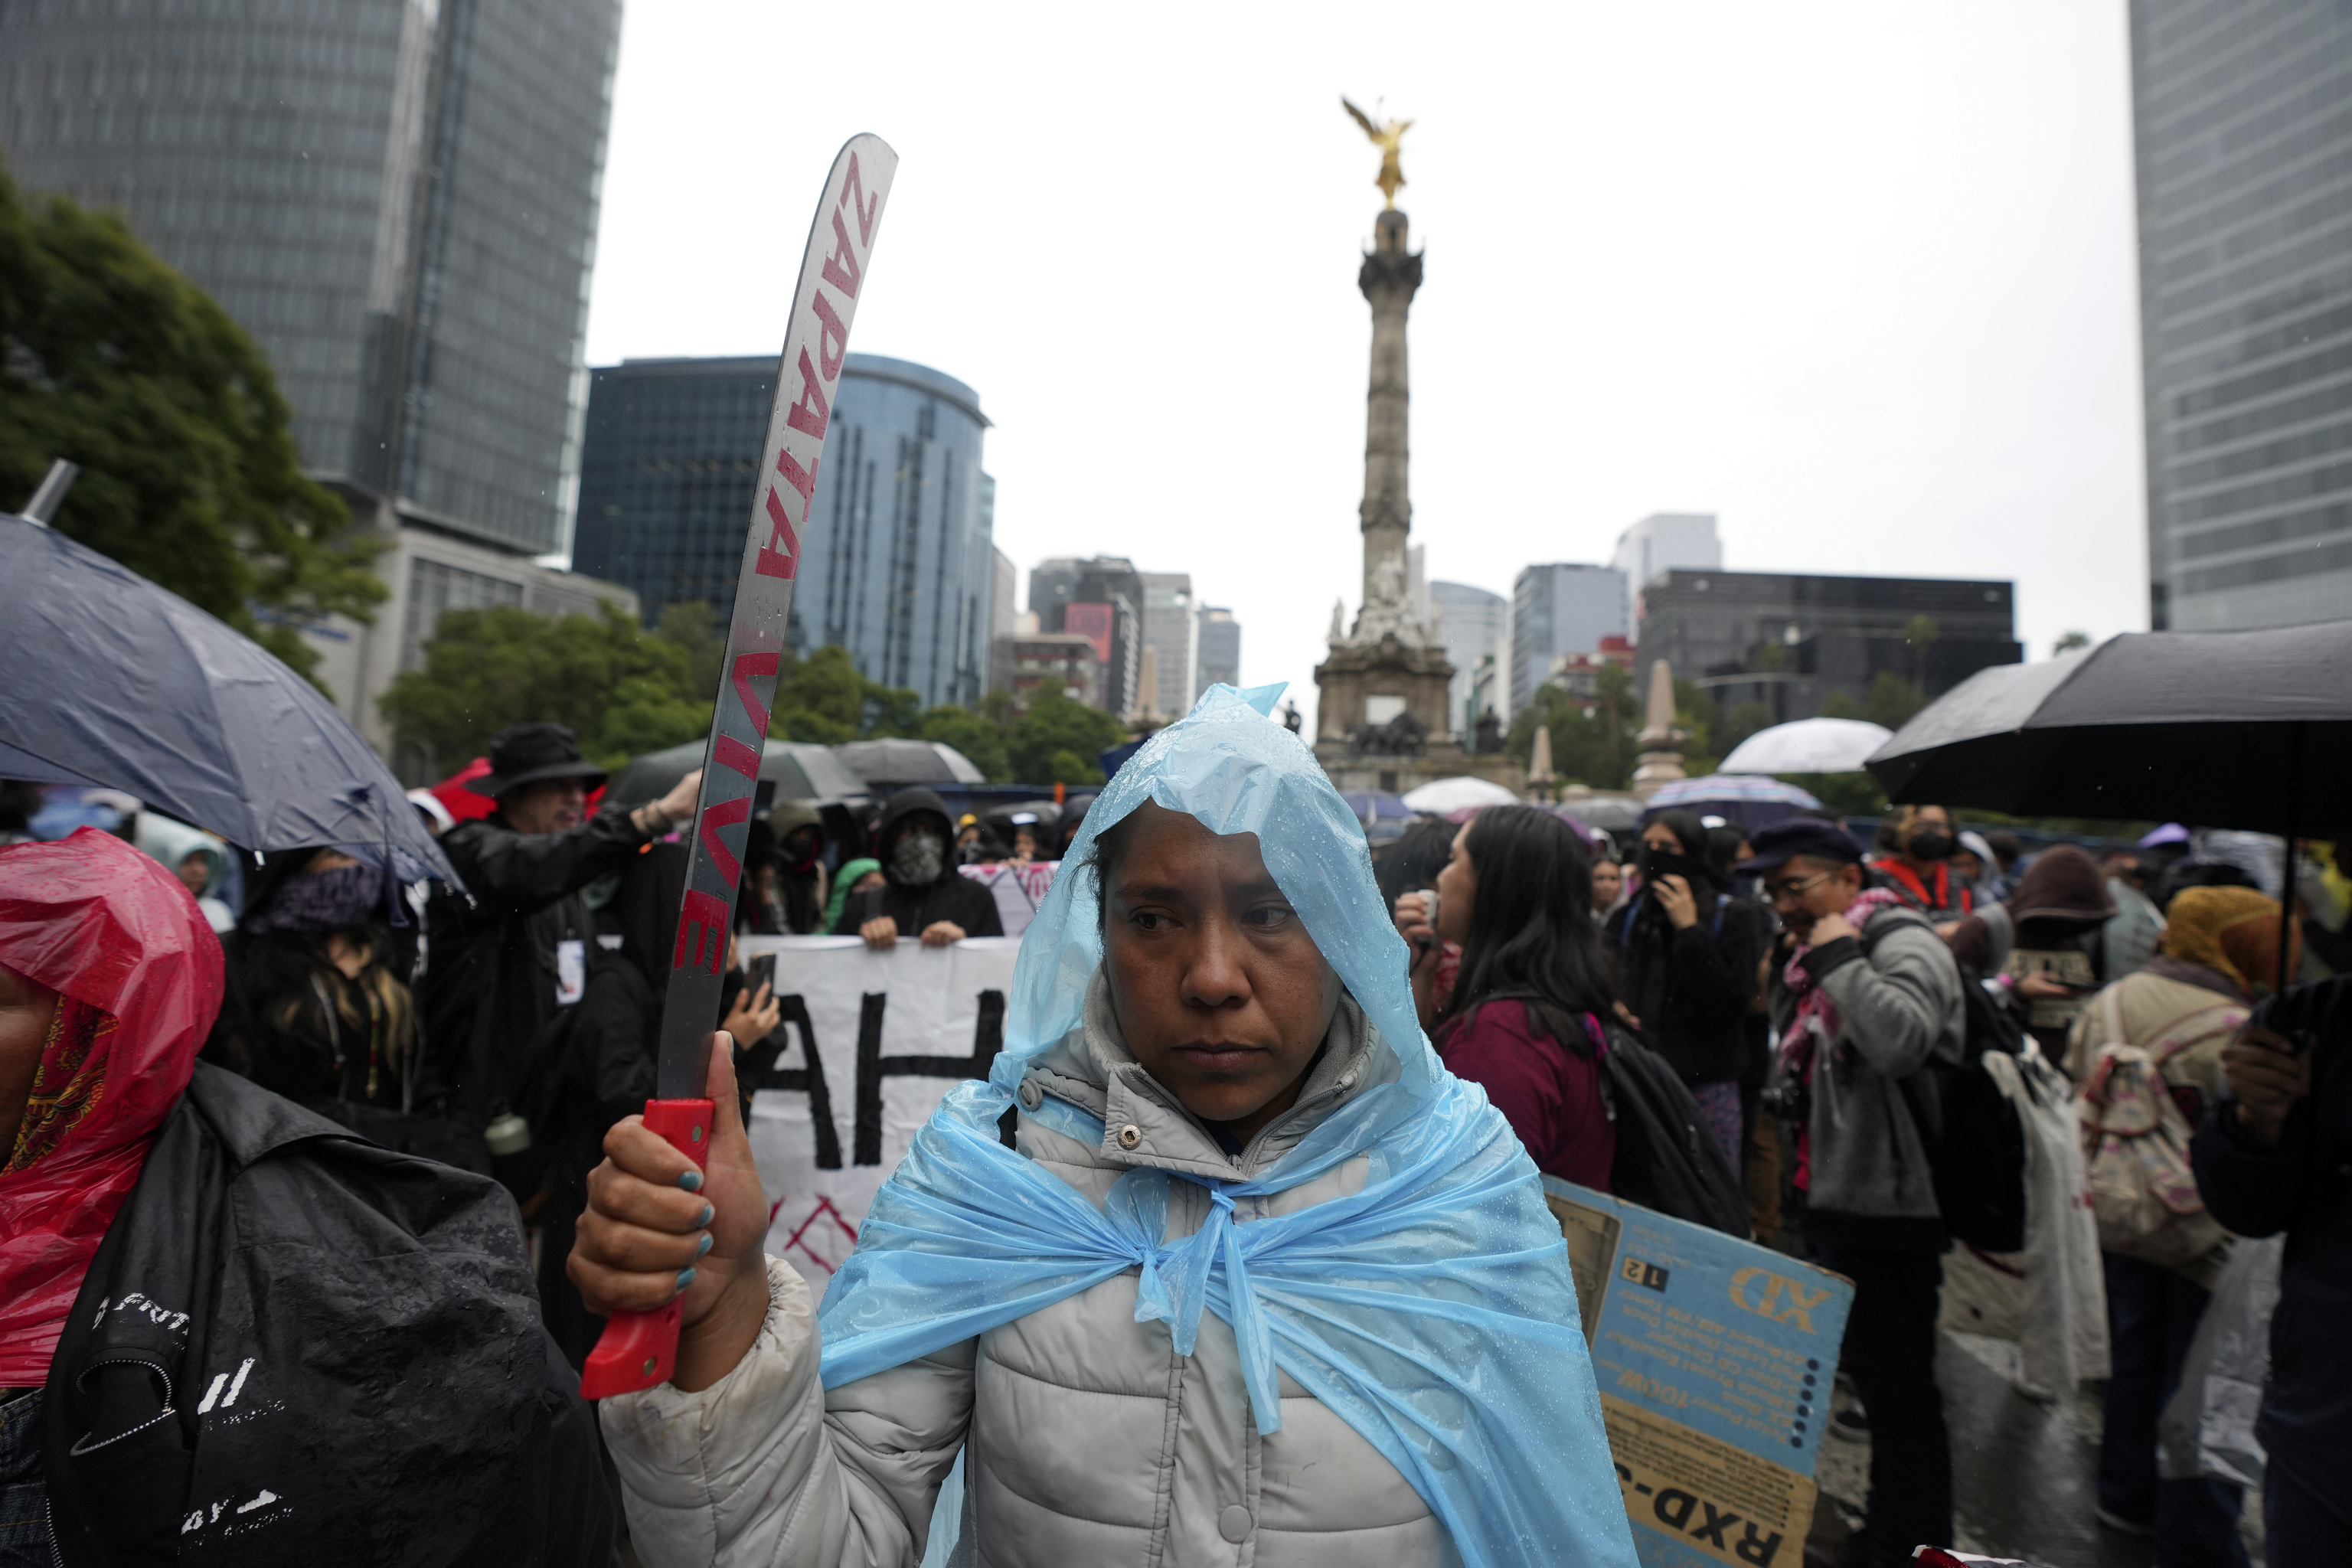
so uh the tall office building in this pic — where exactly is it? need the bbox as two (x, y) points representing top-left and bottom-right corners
(1029, 555), (1145, 716)
(572, 353), (998, 710)
(2130, 2), (2352, 630)
(987, 546), (1018, 694)
(1139, 572), (1198, 718)
(1195, 606), (1242, 694)
(1638, 569), (2020, 724)
(1610, 513), (1722, 638)
(1508, 564), (1628, 717)
(0, 0), (628, 758)
(1429, 580), (1508, 736)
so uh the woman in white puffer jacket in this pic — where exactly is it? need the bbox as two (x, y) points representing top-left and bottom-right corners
(570, 686), (1636, 1568)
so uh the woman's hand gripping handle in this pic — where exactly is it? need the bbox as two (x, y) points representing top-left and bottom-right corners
(572, 1034), (773, 1396)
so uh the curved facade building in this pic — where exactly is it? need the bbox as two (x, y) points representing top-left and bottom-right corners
(573, 352), (998, 710)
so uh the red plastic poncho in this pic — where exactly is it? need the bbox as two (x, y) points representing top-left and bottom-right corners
(0, 828), (220, 1384)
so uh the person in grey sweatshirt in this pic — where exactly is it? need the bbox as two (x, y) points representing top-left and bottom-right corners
(1750, 817), (1967, 1568)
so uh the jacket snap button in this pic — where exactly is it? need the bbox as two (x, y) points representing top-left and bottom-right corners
(1218, 1504), (1253, 1544)
(1018, 1079), (1042, 1110)
(1116, 1123), (1142, 1149)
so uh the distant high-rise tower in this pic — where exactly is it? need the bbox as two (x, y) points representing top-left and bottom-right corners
(573, 354), (998, 710)
(1429, 581), (1508, 735)
(1510, 564), (1628, 717)
(2130, 1), (2352, 631)
(1611, 513), (1721, 640)
(0, 0), (628, 762)
(1195, 606), (1242, 696)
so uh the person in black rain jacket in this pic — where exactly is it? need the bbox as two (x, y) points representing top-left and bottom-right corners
(420, 723), (701, 1143)
(832, 787), (1003, 948)
(2190, 974), (2352, 1565)
(1609, 808), (1772, 1175)
(2, 830), (612, 1567)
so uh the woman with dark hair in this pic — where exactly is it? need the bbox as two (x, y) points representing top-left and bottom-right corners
(207, 847), (472, 1165)
(1393, 804), (1620, 1190)
(1607, 809), (1771, 1174)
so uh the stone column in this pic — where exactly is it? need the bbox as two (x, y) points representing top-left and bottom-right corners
(1357, 208), (1423, 614)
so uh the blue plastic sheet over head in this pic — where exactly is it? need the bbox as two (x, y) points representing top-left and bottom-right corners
(816, 684), (1636, 1568)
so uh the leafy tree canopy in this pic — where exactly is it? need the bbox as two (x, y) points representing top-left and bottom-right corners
(0, 161), (384, 686)
(379, 603), (704, 773)
(1822, 671), (1928, 733)
(1006, 694), (1125, 786)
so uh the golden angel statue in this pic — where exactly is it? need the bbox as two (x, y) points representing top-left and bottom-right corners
(1341, 96), (1412, 209)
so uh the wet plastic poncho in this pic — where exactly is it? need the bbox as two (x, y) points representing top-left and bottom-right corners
(816, 684), (1636, 1568)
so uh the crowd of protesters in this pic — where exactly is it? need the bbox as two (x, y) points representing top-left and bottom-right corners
(6, 697), (2352, 1567)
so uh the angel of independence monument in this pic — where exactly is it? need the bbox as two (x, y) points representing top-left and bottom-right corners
(1315, 103), (1521, 796)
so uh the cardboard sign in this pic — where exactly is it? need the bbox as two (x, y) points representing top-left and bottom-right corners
(1544, 1178), (1853, 1568)
(736, 936), (1023, 1288)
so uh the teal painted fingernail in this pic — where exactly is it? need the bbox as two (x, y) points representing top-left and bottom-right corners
(697, 1204), (714, 1227)
(678, 1171), (703, 1192)
(695, 1233), (714, 1257)
(675, 1267), (697, 1291)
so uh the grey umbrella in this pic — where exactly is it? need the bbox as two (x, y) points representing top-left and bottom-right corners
(834, 738), (987, 789)
(1866, 619), (2352, 987)
(0, 512), (456, 886)
(604, 737), (866, 808)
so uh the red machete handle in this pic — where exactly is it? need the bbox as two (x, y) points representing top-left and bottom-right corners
(579, 1096), (716, 1400)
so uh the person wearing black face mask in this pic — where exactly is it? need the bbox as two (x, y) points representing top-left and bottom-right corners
(1608, 809), (1773, 1175)
(835, 788), (1004, 949)
(1870, 803), (1973, 927)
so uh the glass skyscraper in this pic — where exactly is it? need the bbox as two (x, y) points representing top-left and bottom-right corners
(1, 0), (620, 557)
(572, 353), (1000, 710)
(2131, 0), (2352, 630)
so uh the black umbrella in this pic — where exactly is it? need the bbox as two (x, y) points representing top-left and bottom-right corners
(604, 737), (866, 808)
(834, 737), (987, 789)
(1867, 619), (2352, 988)
(0, 513), (456, 886)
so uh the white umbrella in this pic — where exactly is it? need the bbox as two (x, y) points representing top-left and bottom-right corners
(1401, 776), (1520, 813)
(1720, 717), (1893, 775)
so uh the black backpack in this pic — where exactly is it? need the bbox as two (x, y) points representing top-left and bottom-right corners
(1596, 1022), (1753, 1238)
(1865, 913), (2030, 1253)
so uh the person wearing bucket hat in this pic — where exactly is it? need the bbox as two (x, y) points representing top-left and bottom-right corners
(570, 685), (1636, 1568)
(1742, 814), (1968, 1566)
(420, 723), (702, 1167)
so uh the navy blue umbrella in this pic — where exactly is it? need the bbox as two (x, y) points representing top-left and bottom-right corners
(0, 513), (457, 887)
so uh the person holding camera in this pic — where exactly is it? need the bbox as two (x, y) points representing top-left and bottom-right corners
(1606, 809), (1772, 1175)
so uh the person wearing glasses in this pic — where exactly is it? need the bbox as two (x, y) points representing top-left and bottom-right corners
(1744, 818), (1968, 1568)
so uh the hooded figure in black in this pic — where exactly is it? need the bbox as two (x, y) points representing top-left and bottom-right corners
(1608, 809), (1772, 1174)
(832, 788), (1003, 946)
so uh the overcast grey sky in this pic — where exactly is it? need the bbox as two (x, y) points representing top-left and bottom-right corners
(583, 1), (2145, 730)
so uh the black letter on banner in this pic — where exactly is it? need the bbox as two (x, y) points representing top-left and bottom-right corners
(1734, 1524), (1785, 1566)
(1690, 1503), (1741, 1549)
(740, 995), (841, 1170)
(854, 990), (1008, 1167)
(1651, 1490), (1697, 1532)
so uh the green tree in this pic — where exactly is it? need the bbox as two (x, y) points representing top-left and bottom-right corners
(1903, 614), (1940, 688)
(769, 644), (923, 743)
(1007, 694), (1125, 786)
(918, 705), (1010, 782)
(1507, 662), (1642, 790)
(2053, 629), (2092, 656)
(1780, 770), (1889, 818)
(1717, 700), (1774, 762)
(0, 160), (384, 688)
(1823, 671), (1928, 732)
(379, 602), (699, 773)
(655, 601), (727, 705)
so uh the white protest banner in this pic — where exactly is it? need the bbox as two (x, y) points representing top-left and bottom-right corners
(736, 936), (1023, 1289)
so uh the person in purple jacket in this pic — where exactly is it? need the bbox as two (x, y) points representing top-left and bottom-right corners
(1394, 805), (1618, 1191)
